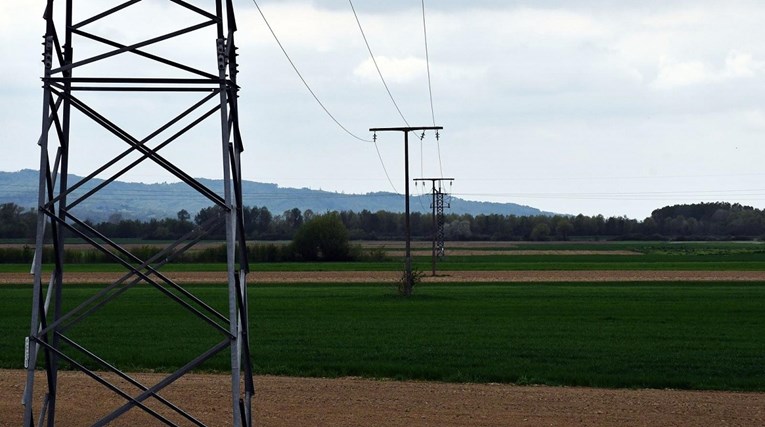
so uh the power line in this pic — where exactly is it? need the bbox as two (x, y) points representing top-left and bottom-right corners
(373, 139), (399, 194)
(453, 188), (765, 201)
(5, 185), (765, 202)
(4, 184), (764, 199)
(435, 134), (444, 178)
(348, 0), (443, 187)
(348, 0), (410, 127)
(457, 171), (765, 182)
(420, 138), (424, 177)
(249, 0), (400, 194)
(250, 0), (370, 143)
(421, 0), (444, 177)
(0, 187), (409, 200)
(421, 0), (436, 127)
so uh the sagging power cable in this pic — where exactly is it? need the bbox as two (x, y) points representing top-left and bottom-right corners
(421, 0), (444, 177)
(249, 0), (400, 194)
(251, 0), (370, 143)
(349, 0), (410, 128)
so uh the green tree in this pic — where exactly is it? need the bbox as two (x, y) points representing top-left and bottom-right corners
(555, 219), (574, 240)
(291, 213), (351, 261)
(530, 223), (551, 241)
(177, 209), (190, 222)
(0, 203), (35, 239)
(194, 206), (224, 225)
(303, 209), (315, 223)
(445, 219), (472, 240)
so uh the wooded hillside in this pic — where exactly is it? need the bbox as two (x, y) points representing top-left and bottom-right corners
(1, 202), (763, 242)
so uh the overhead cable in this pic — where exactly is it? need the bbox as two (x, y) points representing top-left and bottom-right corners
(453, 187), (765, 201)
(348, 0), (410, 128)
(421, 0), (444, 177)
(249, 0), (400, 194)
(373, 139), (399, 194)
(250, 0), (371, 143)
(421, 0), (436, 127)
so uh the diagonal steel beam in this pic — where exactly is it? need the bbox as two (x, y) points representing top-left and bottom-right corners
(66, 105), (222, 211)
(62, 212), (232, 330)
(94, 339), (231, 426)
(45, 90), (219, 209)
(39, 208), (233, 337)
(63, 212), (229, 324)
(234, 274), (254, 395)
(73, 28), (218, 79)
(51, 20), (216, 74)
(32, 335), (179, 426)
(37, 214), (225, 337)
(49, 21), (65, 69)
(49, 87), (226, 207)
(37, 96), (62, 148)
(71, 0), (142, 30)
(170, 0), (219, 22)
(48, 95), (66, 148)
(60, 335), (207, 427)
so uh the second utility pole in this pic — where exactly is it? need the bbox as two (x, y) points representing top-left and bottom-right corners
(370, 126), (443, 296)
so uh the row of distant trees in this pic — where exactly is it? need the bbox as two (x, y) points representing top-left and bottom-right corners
(1, 201), (764, 242)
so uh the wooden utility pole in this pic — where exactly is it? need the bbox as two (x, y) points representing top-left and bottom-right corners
(370, 126), (442, 295)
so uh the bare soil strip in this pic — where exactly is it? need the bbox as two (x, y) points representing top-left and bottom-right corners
(2, 370), (763, 426)
(361, 241), (637, 249)
(387, 249), (641, 256)
(3, 270), (765, 285)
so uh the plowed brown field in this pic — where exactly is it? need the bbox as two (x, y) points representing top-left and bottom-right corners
(3, 270), (765, 285)
(3, 370), (764, 426)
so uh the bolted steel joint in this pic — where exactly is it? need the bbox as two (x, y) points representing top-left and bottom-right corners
(216, 38), (227, 69)
(42, 36), (53, 68)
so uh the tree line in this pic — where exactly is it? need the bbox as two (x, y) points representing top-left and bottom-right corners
(1, 201), (764, 242)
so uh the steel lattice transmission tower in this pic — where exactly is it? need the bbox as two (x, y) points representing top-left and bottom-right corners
(23, 1), (253, 425)
(435, 183), (449, 257)
(414, 178), (453, 276)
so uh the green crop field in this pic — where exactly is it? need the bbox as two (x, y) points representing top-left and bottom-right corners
(3, 281), (764, 391)
(2, 241), (765, 272)
(2, 240), (765, 273)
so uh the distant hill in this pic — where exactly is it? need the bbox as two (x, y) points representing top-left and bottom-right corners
(0, 169), (552, 222)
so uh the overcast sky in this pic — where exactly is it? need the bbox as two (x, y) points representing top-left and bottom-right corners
(2, 0), (764, 219)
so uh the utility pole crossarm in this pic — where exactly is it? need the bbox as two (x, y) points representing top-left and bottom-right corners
(370, 126), (443, 132)
(413, 178), (454, 182)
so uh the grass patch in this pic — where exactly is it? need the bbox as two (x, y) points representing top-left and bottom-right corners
(3, 250), (765, 274)
(2, 282), (764, 391)
(3, 241), (765, 272)
(429, 253), (765, 271)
